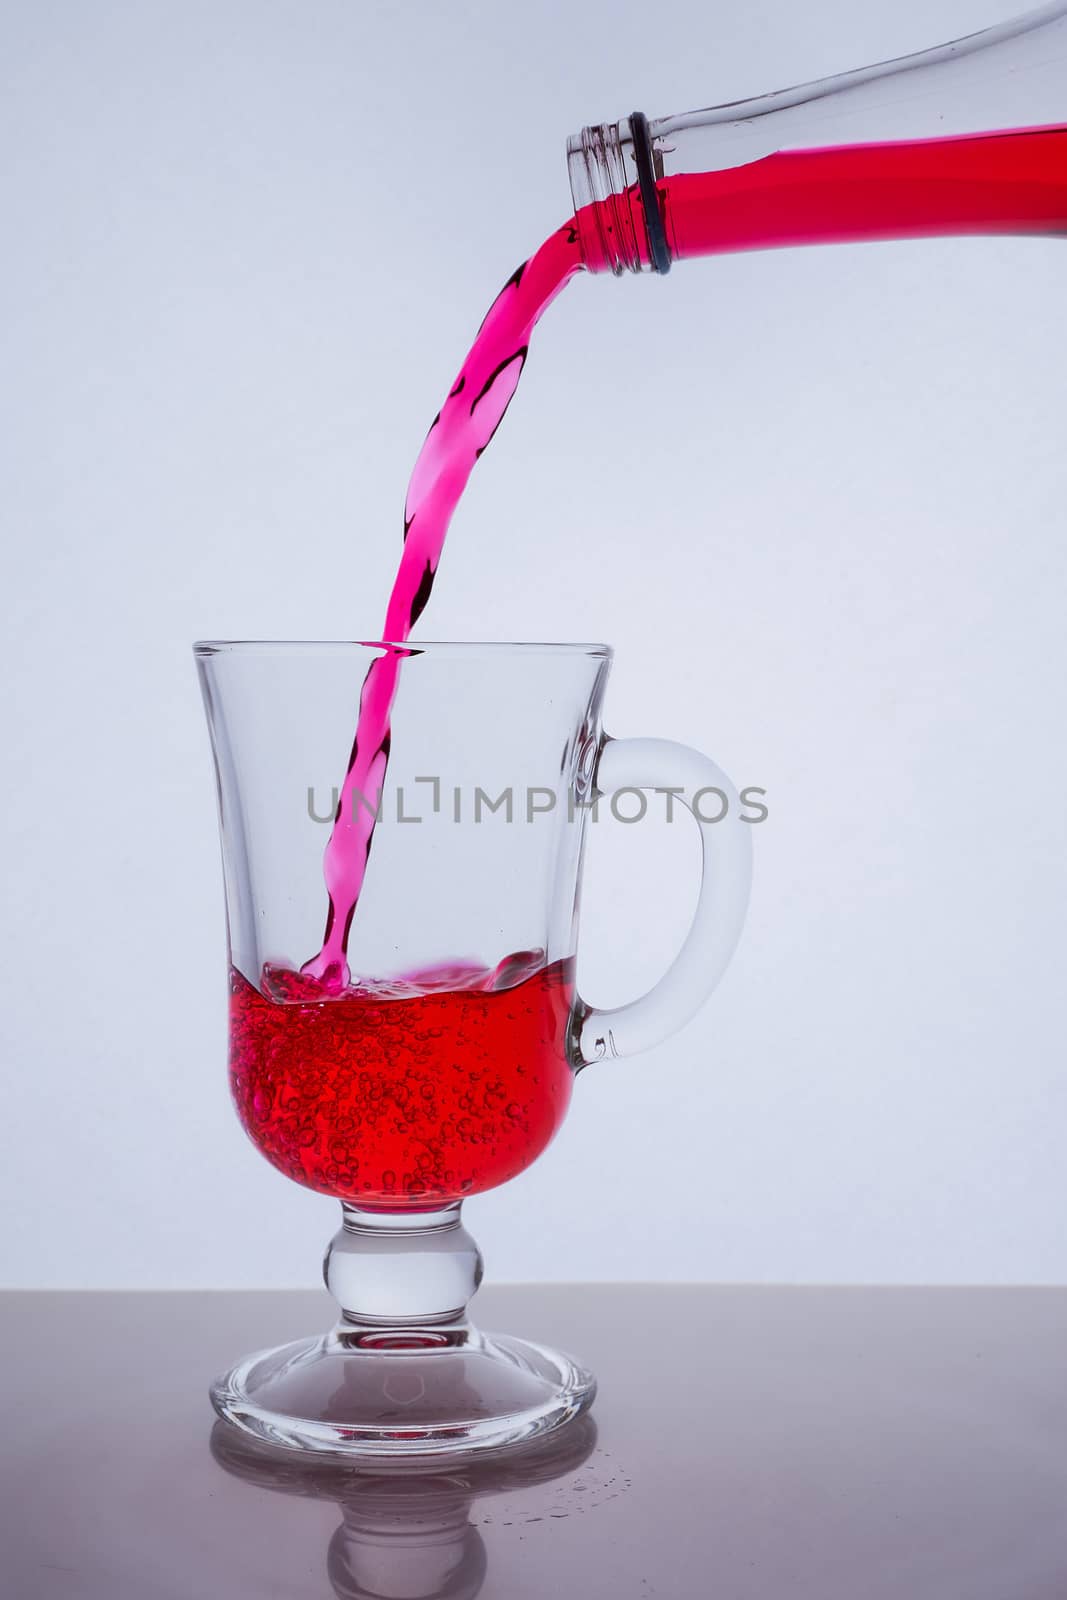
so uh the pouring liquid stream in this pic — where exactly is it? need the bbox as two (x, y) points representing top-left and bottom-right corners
(297, 122), (1067, 988)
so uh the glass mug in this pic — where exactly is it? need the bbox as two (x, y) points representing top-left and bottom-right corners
(196, 640), (750, 1457)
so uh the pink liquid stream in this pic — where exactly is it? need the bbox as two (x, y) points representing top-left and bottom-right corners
(302, 125), (1067, 983)
(301, 220), (583, 983)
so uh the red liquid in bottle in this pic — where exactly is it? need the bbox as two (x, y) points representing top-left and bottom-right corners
(229, 957), (576, 1206)
(661, 126), (1067, 263)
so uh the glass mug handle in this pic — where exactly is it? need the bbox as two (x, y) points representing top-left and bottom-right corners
(576, 735), (752, 1064)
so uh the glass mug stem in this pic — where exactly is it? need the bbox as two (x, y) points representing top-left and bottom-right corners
(324, 1204), (482, 1325)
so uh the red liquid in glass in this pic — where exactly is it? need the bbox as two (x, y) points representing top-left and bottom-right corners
(229, 957), (576, 1206)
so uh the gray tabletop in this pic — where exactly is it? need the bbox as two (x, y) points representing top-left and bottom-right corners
(4, 1285), (1067, 1598)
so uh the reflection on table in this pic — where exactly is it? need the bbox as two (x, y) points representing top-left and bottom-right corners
(210, 1413), (600, 1600)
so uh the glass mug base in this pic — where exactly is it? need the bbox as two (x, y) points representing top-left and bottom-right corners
(210, 1324), (597, 1461)
(211, 1204), (595, 1460)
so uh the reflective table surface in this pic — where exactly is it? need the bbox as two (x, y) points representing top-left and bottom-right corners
(5, 1285), (1067, 1597)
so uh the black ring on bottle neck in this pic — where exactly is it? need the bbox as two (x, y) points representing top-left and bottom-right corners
(630, 111), (671, 274)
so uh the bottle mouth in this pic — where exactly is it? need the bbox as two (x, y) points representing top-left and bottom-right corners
(566, 112), (671, 276)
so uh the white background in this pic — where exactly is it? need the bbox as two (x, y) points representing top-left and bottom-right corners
(2, 0), (1064, 1288)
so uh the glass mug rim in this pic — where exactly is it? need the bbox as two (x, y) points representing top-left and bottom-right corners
(193, 638), (614, 660)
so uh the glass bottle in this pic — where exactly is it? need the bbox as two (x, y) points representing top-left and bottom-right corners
(568, 1), (1067, 273)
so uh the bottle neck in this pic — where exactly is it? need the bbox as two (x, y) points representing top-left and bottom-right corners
(567, 114), (671, 276)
